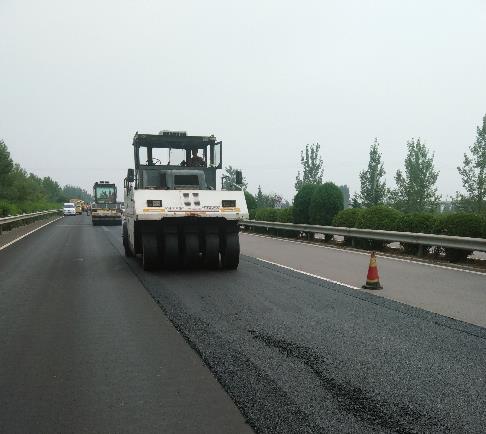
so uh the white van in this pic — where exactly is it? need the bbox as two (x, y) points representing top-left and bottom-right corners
(63, 203), (76, 216)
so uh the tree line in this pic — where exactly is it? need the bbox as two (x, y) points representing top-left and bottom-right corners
(231, 113), (486, 220)
(354, 114), (486, 213)
(0, 139), (92, 216)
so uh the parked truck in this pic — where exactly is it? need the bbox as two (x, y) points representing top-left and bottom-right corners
(91, 181), (122, 226)
(123, 130), (248, 270)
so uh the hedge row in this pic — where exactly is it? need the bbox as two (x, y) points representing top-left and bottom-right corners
(0, 200), (61, 218)
(332, 206), (486, 262)
(254, 207), (297, 237)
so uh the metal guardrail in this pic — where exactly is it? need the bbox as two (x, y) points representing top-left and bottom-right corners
(241, 220), (486, 252)
(0, 210), (61, 234)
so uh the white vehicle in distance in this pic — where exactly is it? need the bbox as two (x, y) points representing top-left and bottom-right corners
(63, 203), (76, 216)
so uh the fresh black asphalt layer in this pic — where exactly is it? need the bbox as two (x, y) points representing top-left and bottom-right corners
(103, 226), (486, 433)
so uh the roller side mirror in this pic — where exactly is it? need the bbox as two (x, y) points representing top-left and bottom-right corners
(235, 170), (243, 185)
(126, 168), (134, 183)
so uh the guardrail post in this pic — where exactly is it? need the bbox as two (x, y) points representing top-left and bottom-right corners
(417, 244), (424, 258)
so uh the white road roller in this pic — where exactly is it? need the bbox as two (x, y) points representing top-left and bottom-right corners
(123, 131), (248, 270)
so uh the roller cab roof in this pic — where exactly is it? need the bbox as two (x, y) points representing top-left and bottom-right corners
(133, 132), (218, 150)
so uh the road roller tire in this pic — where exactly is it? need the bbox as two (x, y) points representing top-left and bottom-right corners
(163, 233), (179, 270)
(183, 232), (200, 268)
(221, 232), (240, 270)
(203, 233), (220, 269)
(142, 233), (159, 271)
(122, 222), (133, 257)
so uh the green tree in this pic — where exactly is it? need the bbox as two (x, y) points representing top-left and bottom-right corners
(6, 165), (43, 202)
(0, 139), (13, 196)
(255, 186), (288, 208)
(63, 185), (93, 202)
(390, 138), (441, 213)
(309, 182), (344, 226)
(42, 177), (67, 203)
(293, 184), (318, 223)
(359, 138), (387, 207)
(350, 192), (362, 208)
(222, 165), (247, 191)
(295, 143), (324, 191)
(456, 114), (486, 213)
(339, 185), (350, 208)
(244, 191), (257, 210)
(256, 185), (263, 206)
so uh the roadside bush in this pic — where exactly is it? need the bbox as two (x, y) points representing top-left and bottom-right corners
(308, 183), (343, 243)
(276, 206), (297, 238)
(255, 208), (279, 222)
(244, 191), (257, 219)
(356, 205), (402, 231)
(254, 208), (278, 235)
(355, 205), (403, 250)
(293, 184), (318, 224)
(332, 208), (365, 246)
(0, 200), (59, 217)
(309, 182), (344, 226)
(254, 207), (296, 237)
(277, 207), (293, 223)
(434, 213), (486, 262)
(332, 208), (364, 228)
(0, 200), (21, 217)
(396, 213), (438, 255)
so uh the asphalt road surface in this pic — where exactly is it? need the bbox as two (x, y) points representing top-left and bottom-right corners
(0, 215), (251, 434)
(1, 215), (486, 433)
(240, 232), (486, 328)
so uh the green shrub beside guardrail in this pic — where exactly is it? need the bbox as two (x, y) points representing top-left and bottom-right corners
(332, 206), (486, 260)
(255, 207), (299, 238)
(293, 184), (318, 224)
(0, 200), (62, 217)
(355, 205), (402, 250)
(332, 208), (365, 245)
(434, 213), (486, 262)
(254, 207), (296, 237)
(396, 213), (438, 254)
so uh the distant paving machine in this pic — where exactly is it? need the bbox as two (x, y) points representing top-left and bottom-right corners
(123, 131), (248, 270)
(91, 181), (122, 226)
(70, 198), (83, 214)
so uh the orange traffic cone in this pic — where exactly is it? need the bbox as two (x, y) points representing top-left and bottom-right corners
(362, 252), (383, 290)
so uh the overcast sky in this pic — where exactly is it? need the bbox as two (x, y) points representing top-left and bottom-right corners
(1, 0), (486, 201)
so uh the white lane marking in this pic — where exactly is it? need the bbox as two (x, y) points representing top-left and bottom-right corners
(244, 233), (486, 277)
(255, 257), (360, 290)
(0, 217), (63, 251)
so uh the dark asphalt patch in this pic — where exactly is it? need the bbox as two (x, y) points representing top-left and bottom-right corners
(151, 297), (322, 434)
(249, 330), (448, 434)
(114, 234), (486, 434)
(250, 258), (486, 342)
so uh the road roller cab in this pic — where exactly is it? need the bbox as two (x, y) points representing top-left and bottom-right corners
(91, 181), (123, 226)
(123, 131), (248, 270)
